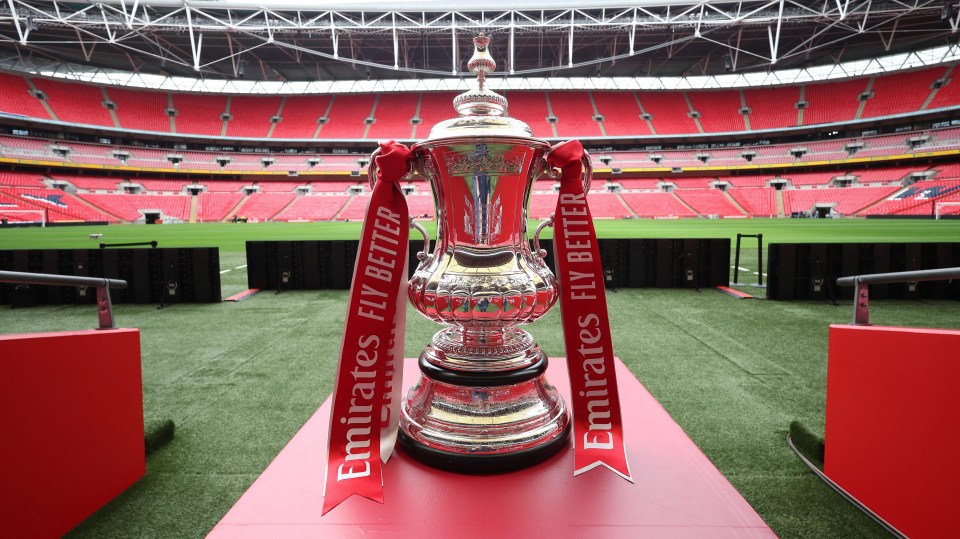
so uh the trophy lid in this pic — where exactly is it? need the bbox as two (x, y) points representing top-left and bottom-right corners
(423, 34), (539, 142)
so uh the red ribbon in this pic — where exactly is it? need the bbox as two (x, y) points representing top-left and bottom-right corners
(322, 140), (411, 514)
(549, 139), (633, 482)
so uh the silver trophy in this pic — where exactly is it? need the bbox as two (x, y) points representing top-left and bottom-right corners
(372, 34), (591, 471)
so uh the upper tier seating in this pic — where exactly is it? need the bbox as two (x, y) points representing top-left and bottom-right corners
(638, 92), (698, 135)
(107, 87), (170, 133)
(550, 92), (603, 138)
(803, 78), (867, 125)
(172, 94), (227, 136)
(227, 96), (282, 138)
(319, 94), (375, 139)
(0, 73), (52, 118)
(271, 95), (332, 139)
(593, 92), (651, 136)
(861, 67), (945, 119)
(31, 78), (114, 127)
(255, 181), (304, 193)
(688, 90), (746, 133)
(742, 86), (800, 131)
(504, 92), (554, 138)
(412, 92), (459, 138)
(2, 67), (959, 139)
(366, 93), (419, 140)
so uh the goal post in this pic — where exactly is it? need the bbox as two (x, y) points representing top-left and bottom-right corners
(0, 209), (46, 227)
(934, 201), (960, 220)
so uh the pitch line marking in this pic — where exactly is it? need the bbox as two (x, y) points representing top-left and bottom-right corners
(235, 265), (248, 269)
(220, 269), (232, 274)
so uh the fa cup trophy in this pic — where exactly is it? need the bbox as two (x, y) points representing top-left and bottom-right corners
(374, 34), (591, 471)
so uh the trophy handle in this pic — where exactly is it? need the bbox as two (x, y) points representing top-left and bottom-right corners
(366, 147), (415, 190)
(409, 218), (432, 263)
(540, 151), (592, 193)
(532, 214), (554, 259)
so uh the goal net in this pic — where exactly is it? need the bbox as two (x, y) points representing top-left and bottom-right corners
(934, 201), (960, 220)
(0, 209), (46, 227)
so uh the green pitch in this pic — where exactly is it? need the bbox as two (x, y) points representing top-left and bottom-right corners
(2, 218), (959, 538)
(3, 217), (960, 252)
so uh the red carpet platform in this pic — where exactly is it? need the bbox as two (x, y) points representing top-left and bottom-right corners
(210, 358), (774, 538)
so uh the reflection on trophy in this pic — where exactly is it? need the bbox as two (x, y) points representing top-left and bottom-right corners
(372, 34), (589, 471)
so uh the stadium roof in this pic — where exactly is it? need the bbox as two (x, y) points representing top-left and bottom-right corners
(0, 0), (958, 88)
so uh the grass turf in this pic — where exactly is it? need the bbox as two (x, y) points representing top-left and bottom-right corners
(2, 218), (959, 538)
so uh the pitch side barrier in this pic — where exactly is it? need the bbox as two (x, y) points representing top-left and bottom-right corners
(803, 267), (960, 538)
(765, 242), (960, 300)
(245, 238), (731, 292)
(0, 247), (221, 305)
(0, 270), (145, 537)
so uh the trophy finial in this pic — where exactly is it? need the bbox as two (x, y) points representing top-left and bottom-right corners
(453, 33), (507, 117)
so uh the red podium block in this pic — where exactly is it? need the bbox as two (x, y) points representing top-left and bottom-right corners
(211, 358), (773, 538)
(826, 324), (960, 538)
(0, 329), (145, 538)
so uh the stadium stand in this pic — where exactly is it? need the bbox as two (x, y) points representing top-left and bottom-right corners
(135, 179), (191, 193)
(728, 188), (778, 217)
(171, 94), (227, 136)
(613, 178), (662, 189)
(197, 192), (245, 222)
(413, 92), (459, 138)
(49, 175), (121, 191)
(782, 186), (901, 215)
(742, 86), (800, 131)
(0, 171), (47, 188)
(861, 67), (945, 119)
(320, 94), (376, 139)
(688, 90), (746, 133)
(273, 194), (350, 221)
(366, 93), (419, 140)
(230, 193), (297, 221)
(859, 179), (960, 215)
(0, 73), (53, 119)
(4, 187), (116, 222)
(550, 92), (603, 138)
(77, 193), (190, 222)
(675, 189), (744, 217)
(271, 95), (332, 139)
(405, 194), (437, 220)
(504, 91), (555, 138)
(203, 181), (252, 192)
(528, 192), (559, 219)
(226, 96), (282, 138)
(107, 87), (170, 133)
(255, 181), (304, 193)
(620, 191), (697, 218)
(336, 194), (371, 220)
(637, 92), (698, 135)
(592, 92), (651, 136)
(310, 180), (363, 193)
(927, 72), (960, 110)
(30, 78), (114, 127)
(802, 78), (867, 125)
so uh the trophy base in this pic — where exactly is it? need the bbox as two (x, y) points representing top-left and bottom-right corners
(397, 421), (570, 473)
(398, 355), (570, 473)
